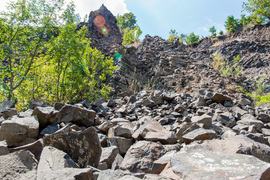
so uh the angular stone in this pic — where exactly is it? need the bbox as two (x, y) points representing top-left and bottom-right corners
(40, 124), (60, 136)
(170, 145), (270, 179)
(108, 123), (134, 138)
(39, 168), (94, 180)
(216, 112), (236, 128)
(231, 106), (248, 120)
(152, 151), (175, 174)
(206, 92), (232, 104)
(0, 100), (15, 113)
(18, 109), (33, 118)
(53, 102), (65, 111)
(239, 97), (252, 106)
(0, 116), (39, 146)
(174, 104), (185, 113)
(238, 114), (264, 130)
(258, 113), (270, 123)
(201, 135), (270, 163)
(55, 104), (96, 127)
(143, 131), (178, 144)
(111, 153), (124, 170)
(182, 128), (218, 144)
(191, 114), (212, 129)
(32, 106), (56, 129)
(0, 150), (38, 179)
(111, 118), (130, 125)
(0, 140), (8, 156)
(37, 146), (79, 179)
(120, 141), (165, 173)
(100, 146), (119, 169)
(107, 136), (133, 156)
(3, 108), (17, 119)
(98, 120), (114, 133)
(262, 128), (270, 136)
(29, 99), (46, 109)
(43, 125), (101, 168)
(9, 139), (43, 161)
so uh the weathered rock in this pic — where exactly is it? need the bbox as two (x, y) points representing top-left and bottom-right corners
(107, 136), (133, 156)
(205, 92), (232, 104)
(40, 124), (60, 136)
(216, 112), (236, 128)
(201, 135), (270, 163)
(32, 106), (56, 129)
(55, 104), (96, 127)
(53, 102), (65, 111)
(0, 150), (38, 180)
(120, 141), (165, 173)
(152, 150), (175, 174)
(29, 99), (46, 109)
(39, 168), (94, 180)
(182, 128), (218, 144)
(108, 122), (134, 138)
(36, 146), (93, 180)
(99, 146), (119, 169)
(237, 114), (264, 130)
(191, 114), (212, 128)
(96, 169), (142, 180)
(9, 139), (43, 161)
(0, 100), (15, 113)
(3, 108), (17, 119)
(231, 105), (247, 120)
(0, 116), (39, 146)
(111, 153), (124, 170)
(0, 140), (8, 156)
(18, 109), (33, 118)
(133, 121), (177, 144)
(258, 113), (270, 123)
(37, 146), (78, 176)
(43, 125), (101, 168)
(170, 145), (270, 179)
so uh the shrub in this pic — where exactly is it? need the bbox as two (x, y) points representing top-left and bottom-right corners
(209, 26), (217, 36)
(186, 32), (200, 45)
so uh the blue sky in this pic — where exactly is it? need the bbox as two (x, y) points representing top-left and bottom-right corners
(125, 0), (246, 39)
(0, 0), (247, 39)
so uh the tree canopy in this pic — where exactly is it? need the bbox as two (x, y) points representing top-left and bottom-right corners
(0, 0), (116, 110)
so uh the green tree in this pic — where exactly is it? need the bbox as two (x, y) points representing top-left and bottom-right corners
(219, 30), (224, 35)
(209, 26), (217, 36)
(168, 29), (178, 42)
(0, 0), (117, 109)
(116, 12), (142, 45)
(225, 15), (240, 33)
(0, 0), (64, 101)
(243, 0), (270, 22)
(186, 32), (200, 45)
(179, 33), (187, 43)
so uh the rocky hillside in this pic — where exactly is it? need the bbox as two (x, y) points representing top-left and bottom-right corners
(0, 5), (270, 180)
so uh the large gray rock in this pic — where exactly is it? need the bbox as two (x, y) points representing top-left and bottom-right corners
(0, 116), (39, 146)
(201, 135), (270, 163)
(3, 108), (17, 119)
(182, 128), (218, 144)
(191, 114), (212, 128)
(237, 114), (264, 130)
(132, 121), (177, 144)
(39, 168), (94, 180)
(0, 100), (15, 113)
(170, 145), (270, 180)
(0, 140), (8, 156)
(99, 146), (119, 169)
(43, 125), (101, 168)
(37, 146), (79, 179)
(0, 150), (38, 180)
(120, 141), (165, 173)
(55, 104), (96, 127)
(32, 107), (56, 129)
(29, 99), (46, 109)
(107, 136), (133, 156)
(9, 139), (43, 161)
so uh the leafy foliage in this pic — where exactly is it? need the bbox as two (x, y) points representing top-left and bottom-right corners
(209, 26), (217, 36)
(211, 53), (242, 77)
(0, 0), (116, 110)
(225, 15), (241, 33)
(186, 32), (200, 45)
(243, 0), (270, 22)
(168, 29), (186, 43)
(219, 30), (224, 35)
(116, 12), (142, 45)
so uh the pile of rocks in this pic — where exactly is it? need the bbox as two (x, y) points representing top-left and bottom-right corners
(1, 88), (270, 179)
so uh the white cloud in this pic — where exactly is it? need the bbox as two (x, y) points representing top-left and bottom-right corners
(0, 0), (129, 19)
